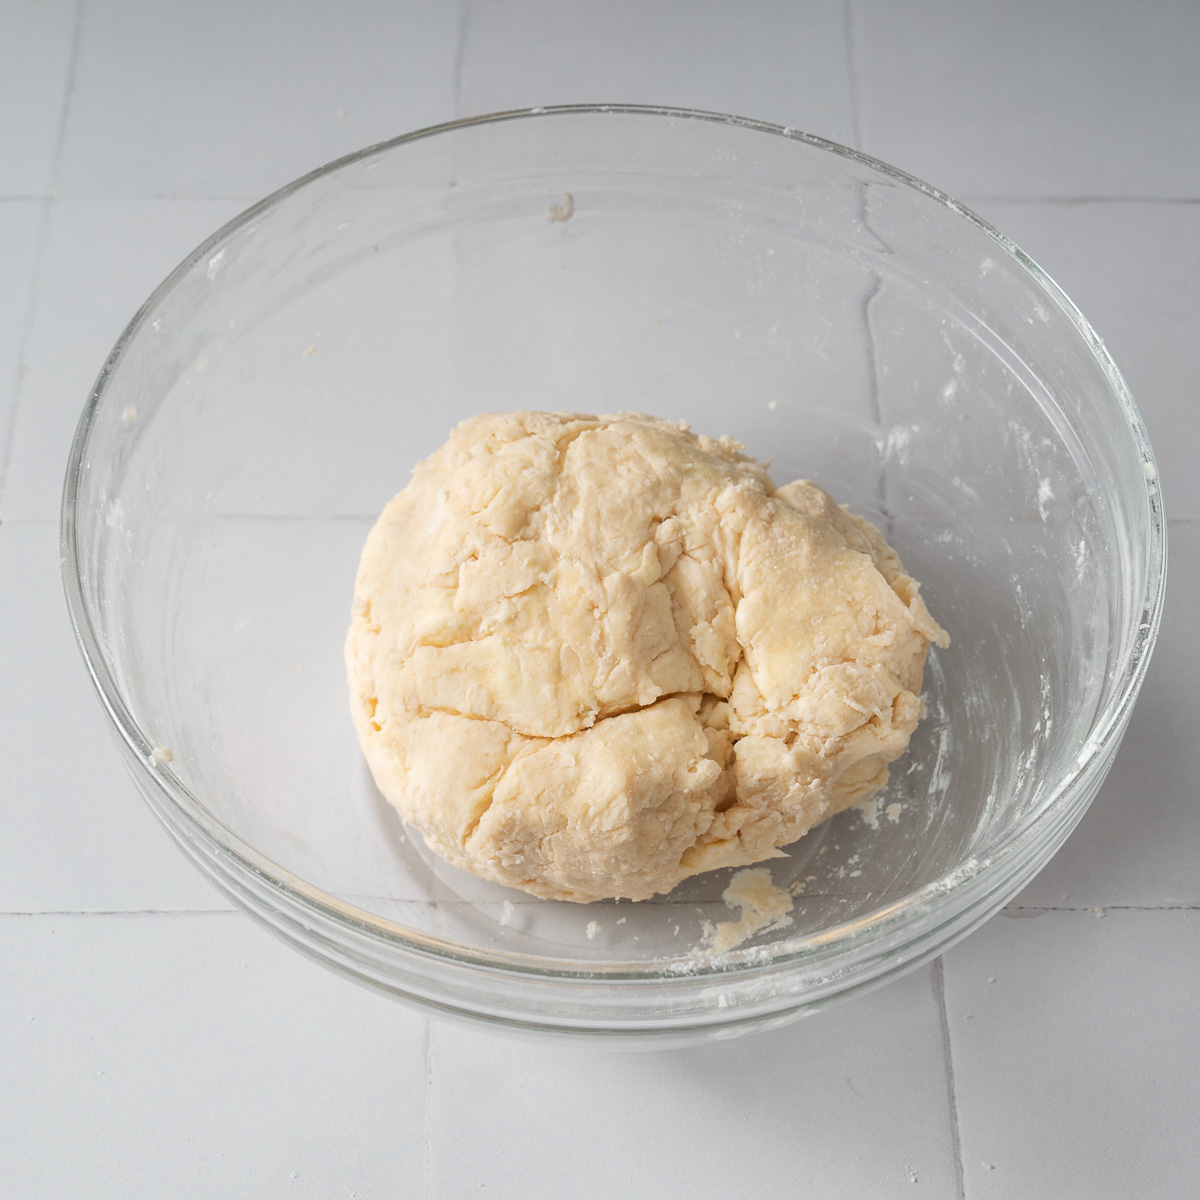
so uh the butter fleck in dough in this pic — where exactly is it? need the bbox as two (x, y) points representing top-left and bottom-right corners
(346, 412), (949, 903)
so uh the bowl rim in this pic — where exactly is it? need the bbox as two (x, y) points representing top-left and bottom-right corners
(60, 102), (1167, 983)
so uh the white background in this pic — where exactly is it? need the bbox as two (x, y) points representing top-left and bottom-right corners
(1, 2), (1197, 1196)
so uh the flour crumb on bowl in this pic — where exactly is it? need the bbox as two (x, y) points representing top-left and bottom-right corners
(546, 192), (574, 222)
(853, 795), (882, 830)
(695, 866), (795, 954)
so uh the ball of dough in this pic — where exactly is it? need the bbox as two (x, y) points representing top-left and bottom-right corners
(347, 412), (949, 903)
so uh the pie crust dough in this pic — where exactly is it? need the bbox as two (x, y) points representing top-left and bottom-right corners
(347, 412), (948, 902)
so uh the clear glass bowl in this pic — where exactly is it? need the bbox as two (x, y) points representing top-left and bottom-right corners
(62, 106), (1165, 1046)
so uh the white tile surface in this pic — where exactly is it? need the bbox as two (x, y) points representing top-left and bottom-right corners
(0, 0), (77, 195)
(942, 909), (1200, 1199)
(854, 0), (1200, 199)
(58, 0), (461, 198)
(460, 0), (857, 145)
(0, 522), (228, 913)
(427, 965), (960, 1199)
(1, 196), (246, 521)
(3, 4), (1198, 1195)
(961, 199), (1200, 518)
(0, 912), (425, 1199)
(0, 200), (45, 461)
(1017, 521), (1199, 909)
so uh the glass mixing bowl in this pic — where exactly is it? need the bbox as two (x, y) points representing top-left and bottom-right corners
(62, 106), (1165, 1045)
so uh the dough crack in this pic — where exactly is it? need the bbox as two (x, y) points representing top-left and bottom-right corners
(460, 760), (510, 847)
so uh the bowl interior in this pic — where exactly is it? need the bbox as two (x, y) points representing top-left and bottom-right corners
(72, 110), (1153, 968)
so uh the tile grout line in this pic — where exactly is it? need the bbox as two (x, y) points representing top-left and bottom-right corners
(452, 0), (473, 120)
(0, 909), (236, 918)
(48, 0), (87, 198)
(3, 901), (1197, 918)
(4, 192), (1195, 206)
(961, 195), (1200, 206)
(3, 191), (264, 203)
(846, 0), (892, 530)
(9, 192), (1196, 207)
(862, 270), (890, 529)
(932, 956), (967, 1200)
(86, 191), (262, 203)
(421, 1017), (435, 1200)
(0, 197), (49, 503)
(843, 0), (865, 151)
(0, 0), (86, 514)
(1002, 903), (1200, 914)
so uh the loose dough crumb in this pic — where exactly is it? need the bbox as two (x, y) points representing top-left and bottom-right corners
(585, 920), (600, 940)
(853, 795), (882, 830)
(698, 867), (795, 954)
(347, 412), (948, 902)
(149, 746), (173, 766)
(546, 193), (575, 222)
